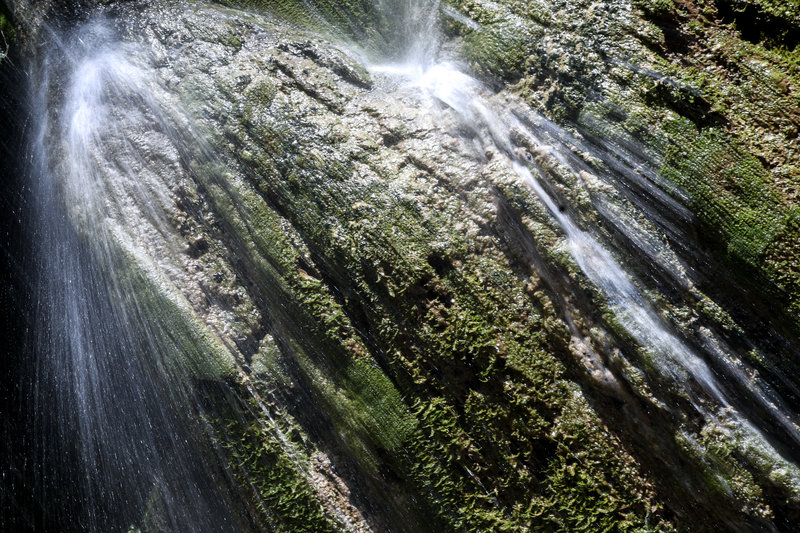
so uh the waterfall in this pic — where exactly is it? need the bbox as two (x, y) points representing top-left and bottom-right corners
(379, 0), (441, 66)
(368, 0), (800, 496)
(14, 9), (383, 530)
(4, 0), (800, 530)
(21, 18), (255, 532)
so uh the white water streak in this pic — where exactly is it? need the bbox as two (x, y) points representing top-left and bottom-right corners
(369, 16), (800, 486)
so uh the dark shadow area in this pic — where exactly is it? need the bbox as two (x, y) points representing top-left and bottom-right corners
(642, 79), (726, 128)
(716, 0), (800, 51)
(0, 43), (43, 532)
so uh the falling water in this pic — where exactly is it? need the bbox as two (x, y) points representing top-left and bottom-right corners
(22, 19), (256, 531)
(6, 0), (800, 529)
(382, 0), (441, 66)
(15, 8), (390, 529)
(368, 1), (800, 493)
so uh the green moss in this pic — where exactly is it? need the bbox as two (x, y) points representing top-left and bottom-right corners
(93, 229), (238, 381)
(443, 0), (544, 81)
(697, 422), (771, 518)
(124, 270), (237, 379)
(659, 119), (784, 264)
(438, 0), (800, 341)
(462, 24), (538, 80)
(145, 1), (800, 527)
(343, 358), (417, 450)
(214, 100), (672, 531)
(633, 0), (676, 19)
(202, 391), (341, 532)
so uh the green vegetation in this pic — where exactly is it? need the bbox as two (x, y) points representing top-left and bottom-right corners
(81, 0), (800, 530)
(190, 25), (676, 528)
(442, 0), (800, 333)
(430, 0), (800, 525)
(213, 0), (395, 57)
(201, 389), (342, 532)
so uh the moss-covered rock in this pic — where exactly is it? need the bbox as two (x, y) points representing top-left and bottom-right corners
(29, 0), (800, 530)
(441, 0), (800, 336)
(82, 2), (680, 529)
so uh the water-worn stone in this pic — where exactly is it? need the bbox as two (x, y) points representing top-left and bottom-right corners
(92, 1), (677, 530)
(9, 0), (800, 530)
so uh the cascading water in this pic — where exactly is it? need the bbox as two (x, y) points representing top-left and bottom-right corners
(368, 0), (800, 504)
(5, 0), (800, 530)
(22, 19), (258, 532)
(11, 6), (411, 531)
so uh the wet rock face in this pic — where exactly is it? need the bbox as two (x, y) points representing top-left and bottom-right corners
(76, 2), (675, 530)
(20, 0), (800, 530)
(443, 0), (800, 328)
(437, 3), (800, 524)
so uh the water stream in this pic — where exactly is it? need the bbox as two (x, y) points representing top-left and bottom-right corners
(368, 5), (800, 489)
(22, 19), (259, 532)
(5, 0), (800, 530)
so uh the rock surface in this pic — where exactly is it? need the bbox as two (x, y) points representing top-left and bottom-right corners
(4, 0), (800, 530)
